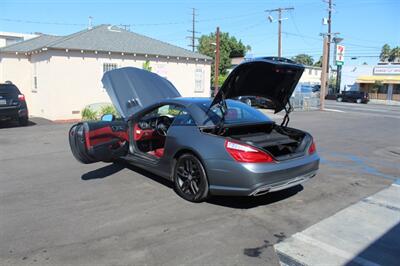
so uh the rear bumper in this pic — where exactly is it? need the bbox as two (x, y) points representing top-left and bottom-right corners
(249, 170), (316, 196)
(206, 153), (320, 196)
(0, 106), (28, 120)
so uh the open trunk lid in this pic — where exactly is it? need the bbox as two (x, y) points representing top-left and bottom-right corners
(102, 67), (181, 120)
(211, 57), (304, 113)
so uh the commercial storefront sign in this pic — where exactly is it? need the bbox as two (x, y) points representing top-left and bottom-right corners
(336, 45), (345, 66)
(373, 66), (400, 75)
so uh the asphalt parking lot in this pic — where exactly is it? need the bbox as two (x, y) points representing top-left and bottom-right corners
(1, 101), (399, 265)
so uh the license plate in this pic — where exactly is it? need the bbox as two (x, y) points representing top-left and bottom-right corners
(0, 99), (6, 105)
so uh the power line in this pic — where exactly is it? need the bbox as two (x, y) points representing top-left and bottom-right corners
(0, 17), (85, 26)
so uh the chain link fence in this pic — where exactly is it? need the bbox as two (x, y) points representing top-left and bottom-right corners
(290, 92), (320, 111)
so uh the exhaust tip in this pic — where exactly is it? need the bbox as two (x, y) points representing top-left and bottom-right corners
(251, 187), (271, 196)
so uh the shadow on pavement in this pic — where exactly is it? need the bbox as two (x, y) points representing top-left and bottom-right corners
(345, 221), (400, 266)
(81, 161), (302, 209)
(0, 119), (36, 129)
(81, 163), (126, 180)
(207, 185), (303, 209)
(81, 161), (173, 189)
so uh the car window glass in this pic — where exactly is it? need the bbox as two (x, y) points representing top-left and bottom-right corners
(0, 84), (20, 96)
(198, 100), (271, 126)
(172, 109), (196, 126)
(142, 104), (196, 126)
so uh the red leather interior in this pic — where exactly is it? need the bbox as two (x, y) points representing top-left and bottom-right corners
(134, 123), (165, 158)
(134, 123), (156, 141)
(85, 126), (128, 149)
(148, 148), (164, 158)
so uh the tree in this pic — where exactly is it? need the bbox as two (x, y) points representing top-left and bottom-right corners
(291, 54), (314, 66)
(142, 60), (152, 71)
(380, 44), (391, 62)
(197, 31), (250, 84)
(313, 56), (323, 67)
(389, 47), (400, 62)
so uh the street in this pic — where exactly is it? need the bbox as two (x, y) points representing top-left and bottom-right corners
(0, 103), (399, 265)
(325, 100), (400, 119)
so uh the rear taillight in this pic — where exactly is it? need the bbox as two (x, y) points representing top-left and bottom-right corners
(308, 140), (316, 155)
(18, 94), (25, 101)
(225, 140), (274, 163)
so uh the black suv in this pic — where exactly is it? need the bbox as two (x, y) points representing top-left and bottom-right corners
(0, 82), (29, 126)
(336, 91), (369, 104)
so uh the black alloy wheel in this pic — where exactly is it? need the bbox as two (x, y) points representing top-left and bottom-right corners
(173, 154), (209, 202)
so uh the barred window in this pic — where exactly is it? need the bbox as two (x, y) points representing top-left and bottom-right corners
(103, 63), (118, 73)
(194, 68), (204, 93)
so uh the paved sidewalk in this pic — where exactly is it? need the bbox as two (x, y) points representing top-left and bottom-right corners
(275, 181), (400, 266)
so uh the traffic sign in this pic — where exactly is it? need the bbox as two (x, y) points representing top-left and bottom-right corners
(336, 45), (345, 65)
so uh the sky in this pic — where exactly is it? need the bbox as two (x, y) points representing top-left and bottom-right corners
(1, 0), (399, 66)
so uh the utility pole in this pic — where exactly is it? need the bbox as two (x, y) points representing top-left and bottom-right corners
(325, 0), (333, 73)
(265, 7), (294, 57)
(214, 27), (220, 95)
(320, 35), (329, 111)
(187, 8), (199, 52)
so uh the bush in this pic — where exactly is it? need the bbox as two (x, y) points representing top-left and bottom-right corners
(100, 105), (118, 117)
(81, 107), (98, 121)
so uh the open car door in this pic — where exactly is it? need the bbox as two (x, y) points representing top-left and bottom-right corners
(69, 121), (129, 163)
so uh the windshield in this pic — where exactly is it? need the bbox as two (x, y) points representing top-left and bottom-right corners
(196, 99), (272, 126)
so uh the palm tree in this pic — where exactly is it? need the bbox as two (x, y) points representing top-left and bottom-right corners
(380, 44), (391, 62)
(389, 47), (400, 62)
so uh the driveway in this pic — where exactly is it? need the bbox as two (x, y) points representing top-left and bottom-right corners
(0, 109), (398, 265)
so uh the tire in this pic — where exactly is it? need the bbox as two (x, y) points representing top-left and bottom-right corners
(173, 153), (209, 202)
(337, 97), (343, 102)
(356, 98), (362, 104)
(245, 98), (252, 106)
(18, 117), (28, 126)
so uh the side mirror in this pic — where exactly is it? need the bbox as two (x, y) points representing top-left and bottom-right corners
(101, 114), (115, 122)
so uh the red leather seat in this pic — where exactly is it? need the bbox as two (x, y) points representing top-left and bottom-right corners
(154, 148), (164, 158)
(148, 148), (164, 158)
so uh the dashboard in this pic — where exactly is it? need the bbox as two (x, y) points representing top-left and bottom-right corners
(138, 117), (158, 130)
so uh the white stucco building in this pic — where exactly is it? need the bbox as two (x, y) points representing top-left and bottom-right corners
(0, 25), (211, 120)
(0, 31), (38, 48)
(299, 66), (322, 85)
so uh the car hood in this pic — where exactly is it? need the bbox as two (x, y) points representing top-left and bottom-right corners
(210, 57), (304, 113)
(102, 67), (181, 120)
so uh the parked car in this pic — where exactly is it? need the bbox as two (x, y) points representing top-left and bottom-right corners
(234, 95), (257, 106)
(336, 91), (369, 104)
(234, 96), (273, 108)
(69, 58), (319, 202)
(0, 82), (29, 126)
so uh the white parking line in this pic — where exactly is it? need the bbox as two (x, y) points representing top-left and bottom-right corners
(292, 233), (379, 266)
(324, 108), (345, 113)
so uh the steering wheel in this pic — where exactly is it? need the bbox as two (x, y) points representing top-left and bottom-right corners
(155, 116), (172, 136)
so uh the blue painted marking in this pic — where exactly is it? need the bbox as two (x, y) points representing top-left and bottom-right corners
(320, 152), (399, 181)
(394, 179), (400, 186)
